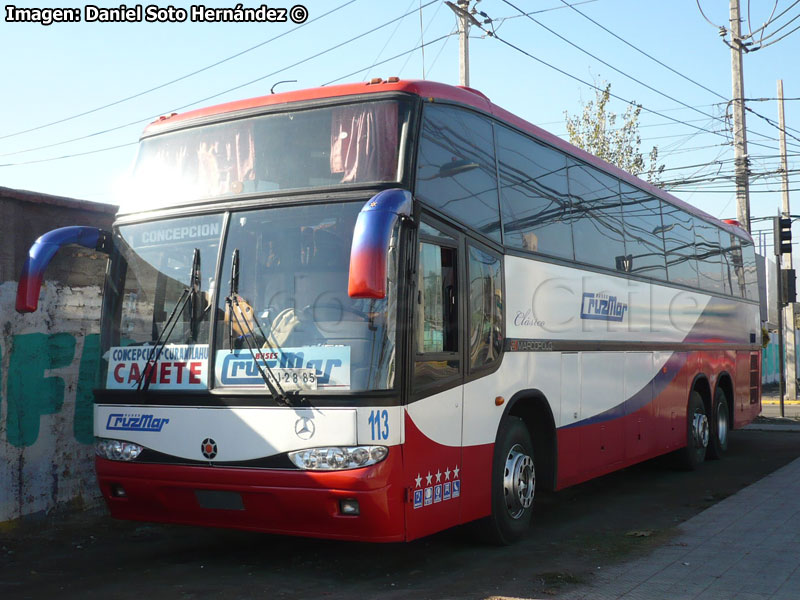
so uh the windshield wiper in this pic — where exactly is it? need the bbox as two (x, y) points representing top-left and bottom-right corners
(225, 248), (290, 406)
(137, 248), (200, 392)
(189, 247), (203, 341)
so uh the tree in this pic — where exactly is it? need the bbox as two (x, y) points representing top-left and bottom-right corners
(565, 83), (664, 185)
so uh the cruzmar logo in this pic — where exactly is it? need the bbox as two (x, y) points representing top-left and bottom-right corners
(580, 292), (628, 322)
(106, 413), (170, 432)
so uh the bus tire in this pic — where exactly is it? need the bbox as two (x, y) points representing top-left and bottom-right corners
(707, 389), (729, 460)
(480, 417), (535, 545)
(677, 391), (709, 470)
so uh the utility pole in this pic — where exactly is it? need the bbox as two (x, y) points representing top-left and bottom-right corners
(446, 0), (476, 86)
(777, 232), (786, 416)
(779, 79), (796, 402)
(457, 0), (470, 86)
(730, 0), (751, 232)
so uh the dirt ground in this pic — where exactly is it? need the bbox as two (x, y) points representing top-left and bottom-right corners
(2, 427), (799, 600)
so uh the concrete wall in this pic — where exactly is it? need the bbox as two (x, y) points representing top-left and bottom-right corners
(762, 331), (800, 386)
(0, 186), (116, 523)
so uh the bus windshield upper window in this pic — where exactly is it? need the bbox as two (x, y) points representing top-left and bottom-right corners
(122, 100), (410, 212)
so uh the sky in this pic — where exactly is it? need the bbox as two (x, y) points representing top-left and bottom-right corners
(1, 0), (799, 251)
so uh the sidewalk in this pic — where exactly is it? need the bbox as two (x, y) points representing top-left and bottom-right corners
(760, 384), (800, 419)
(564, 417), (800, 600)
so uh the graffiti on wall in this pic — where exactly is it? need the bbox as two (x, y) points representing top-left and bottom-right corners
(3, 332), (99, 447)
(1, 281), (104, 522)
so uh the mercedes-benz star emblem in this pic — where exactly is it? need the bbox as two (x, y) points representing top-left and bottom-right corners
(294, 417), (315, 440)
(201, 438), (218, 459)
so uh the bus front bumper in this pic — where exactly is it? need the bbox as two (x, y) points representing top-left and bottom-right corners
(95, 451), (406, 542)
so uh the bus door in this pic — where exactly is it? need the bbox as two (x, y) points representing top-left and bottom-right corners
(404, 218), (464, 539)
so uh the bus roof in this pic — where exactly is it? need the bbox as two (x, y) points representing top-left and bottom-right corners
(143, 79), (750, 241)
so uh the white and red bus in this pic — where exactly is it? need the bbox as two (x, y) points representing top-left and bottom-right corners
(17, 79), (761, 544)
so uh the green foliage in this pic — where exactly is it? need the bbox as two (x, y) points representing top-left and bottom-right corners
(565, 83), (664, 185)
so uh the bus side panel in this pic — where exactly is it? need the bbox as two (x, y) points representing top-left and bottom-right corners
(734, 349), (761, 427)
(402, 398), (465, 541)
(653, 351), (689, 452)
(579, 353), (625, 476)
(624, 352), (656, 462)
(556, 350), (691, 489)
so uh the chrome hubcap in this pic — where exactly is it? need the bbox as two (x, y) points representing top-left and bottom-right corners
(717, 406), (728, 447)
(693, 411), (709, 449)
(503, 444), (535, 519)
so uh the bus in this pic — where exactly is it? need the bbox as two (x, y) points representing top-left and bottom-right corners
(16, 79), (762, 544)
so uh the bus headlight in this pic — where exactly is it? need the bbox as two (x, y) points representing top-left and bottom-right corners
(95, 438), (143, 462)
(288, 446), (388, 470)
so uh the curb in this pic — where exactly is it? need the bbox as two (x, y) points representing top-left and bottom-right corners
(744, 423), (800, 432)
(761, 400), (800, 405)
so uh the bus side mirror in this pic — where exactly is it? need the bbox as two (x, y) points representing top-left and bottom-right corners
(16, 226), (112, 313)
(348, 189), (413, 299)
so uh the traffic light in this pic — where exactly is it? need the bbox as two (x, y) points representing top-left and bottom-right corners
(774, 216), (792, 255)
(782, 268), (797, 305)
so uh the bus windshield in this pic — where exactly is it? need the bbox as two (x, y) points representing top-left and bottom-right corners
(122, 99), (411, 212)
(101, 202), (398, 394)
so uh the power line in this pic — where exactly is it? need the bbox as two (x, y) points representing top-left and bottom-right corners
(474, 12), (731, 142)
(360, 0), (416, 81)
(397, 0), (447, 77)
(556, 0), (728, 102)
(675, 187), (800, 194)
(0, 0), (359, 143)
(744, 106), (800, 146)
(498, 0), (730, 130)
(757, 10), (800, 44)
(745, 0), (779, 40)
(757, 21), (800, 49)
(697, 0), (800, 50)
(534, 106), (721, 128)
(322, 34), (453, 86)
(0, 142), (137, 168)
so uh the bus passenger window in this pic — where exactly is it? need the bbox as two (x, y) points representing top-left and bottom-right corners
(496, 126), (573, 260)
(568, 160), (625, 270)
(619, 185), (667, 280)
(694, 217), (725, 294)
(662, 203), (699, 288)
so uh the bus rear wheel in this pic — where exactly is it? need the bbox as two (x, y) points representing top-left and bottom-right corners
(707, 389), (729, 460)
(481, 417), (535, 545)
(676, 391), (709, 470)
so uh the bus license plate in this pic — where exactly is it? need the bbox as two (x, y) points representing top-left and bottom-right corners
(271, 368), (317, 391)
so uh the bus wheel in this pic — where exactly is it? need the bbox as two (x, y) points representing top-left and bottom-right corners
(482, 417), (535, 545)
(707, 389), (729, 460)
(677, 391), (709, 470)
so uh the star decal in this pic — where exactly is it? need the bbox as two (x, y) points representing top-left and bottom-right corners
(414, 473), (422, 488)
(453, 465), (460, 478)
(444, 467), (451, 480)
(426, 471), (433, 485)
(435, 469), (442, 483)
